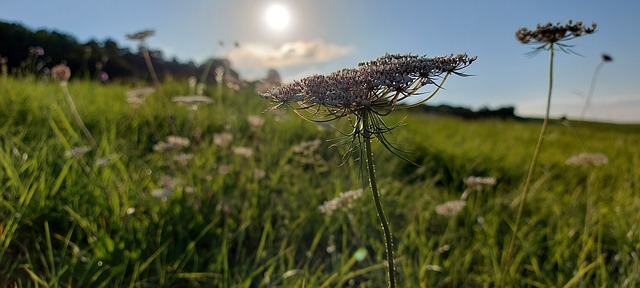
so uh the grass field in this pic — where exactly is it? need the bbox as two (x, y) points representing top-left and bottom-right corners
(1, 77), (639, 287)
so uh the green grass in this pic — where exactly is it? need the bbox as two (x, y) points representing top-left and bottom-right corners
(1, 77), (639, 287)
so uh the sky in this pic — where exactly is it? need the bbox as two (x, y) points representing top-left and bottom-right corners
(2, 0), (639, 123)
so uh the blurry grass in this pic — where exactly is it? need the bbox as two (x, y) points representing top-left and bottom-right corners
(0, 78), (639, 287)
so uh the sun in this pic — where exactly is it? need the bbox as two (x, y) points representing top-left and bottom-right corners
(264, 3), (291, 31)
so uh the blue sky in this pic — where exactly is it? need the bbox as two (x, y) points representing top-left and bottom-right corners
(2, 0), (639, 123)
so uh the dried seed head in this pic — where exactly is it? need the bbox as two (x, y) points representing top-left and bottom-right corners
(261, 53), (475, 116)
(126, 29), (156, 41)
(516, 20), (596, 45)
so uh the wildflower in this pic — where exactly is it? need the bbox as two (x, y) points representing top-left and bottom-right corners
(171, 96), (213, 105)
(172, 95), (213, 111)
(126, 29), (155, 41)
(318, 189), (364, 215)
(247, 115), (265, 131)
(187, 76), (197, 90)
(64, 146), (91, 158)
(261, 53), (475, 155)
(153, 136), (190, 152)
(51, 64), (71, 83)
(232, 146), (253, 158)
(151, 188), (172, 199)
(292, 139), (323, 157)
(94, 154), (118, 167)
(126, 87), (155, 98)
(516, 20), (596, 54)
(125, 87), (154, 108)
(99, 71), (109, 82)
(213, 132), (233, 148)
(253, 168), (266, 180)
(172, 153), (194, 165)
(262, 53), (474, 288)
(565, 153), (609, 167)
(31, 46), (45, 56)
(126, 96), (145, 108)
(152, 141), (172, 152)
(166, 135), (190, 147)
(464, 176), (497, 187)
(217, 165), (230, 175)
(434, 200), (466, 216)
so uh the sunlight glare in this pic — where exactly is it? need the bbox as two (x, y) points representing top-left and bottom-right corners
(264, 3), (291, 31)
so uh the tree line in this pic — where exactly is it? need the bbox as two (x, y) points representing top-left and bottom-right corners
(0, 21), (237, 83)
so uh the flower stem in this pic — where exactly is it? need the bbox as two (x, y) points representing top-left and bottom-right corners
(501, 44), (554, 287)
(580, 60), (606, 120)
(61, 83), (97, 149)
(362, 111), (396, 288)
(142, 47), (161, 89)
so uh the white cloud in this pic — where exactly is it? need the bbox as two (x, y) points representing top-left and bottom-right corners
(228, 40), (353, 71)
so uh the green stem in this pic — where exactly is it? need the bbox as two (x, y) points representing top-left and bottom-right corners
(362, 111), (396, 288)
(501, 44), (554, 287)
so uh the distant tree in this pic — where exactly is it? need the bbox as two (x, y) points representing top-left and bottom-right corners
(0, 20), (239, 83)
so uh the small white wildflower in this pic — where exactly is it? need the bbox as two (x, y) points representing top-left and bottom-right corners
(565, 153), (609, 167)
(213, 132), (233, 148)
(293, 139), (323, 155)
(253, 168), (266, 180)
(94, 154), (118, 167)
(247, 115), (265, 131)
(172, 153), (194, 165)
(166, 135), (190, 147)
(435, 200), (467, 216)
(318, 189), (364, 215)
(64, 146), (91, 158)
(154, 136), (190, 152)
(125, 87), (155, 98)
(126, 95), (145, 108)
(232, 146), (253, 158)
(171, 96), (213, 105)
(151, 188), (172, 199)
(464, 176), (497, 187)
(126, 207), (136, 215)
(152, 141), (172, 152)
(217, 165), (230, 175)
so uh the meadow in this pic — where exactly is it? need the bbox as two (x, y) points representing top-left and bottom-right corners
(1, 77), (639, 287)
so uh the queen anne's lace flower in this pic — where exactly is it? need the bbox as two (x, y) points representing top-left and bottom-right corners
(516, 20), (596, 45)
(261, 53), (475, 156)
(565, 153), (609, 167)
